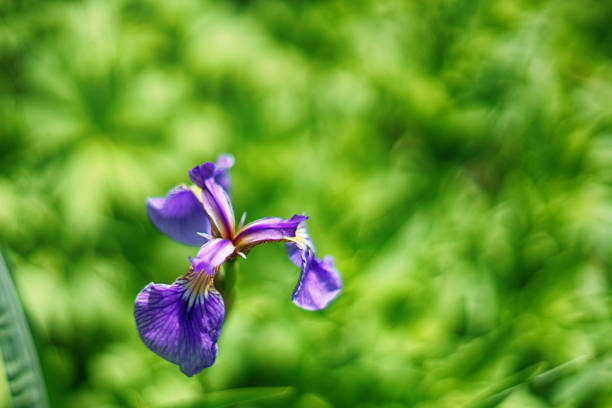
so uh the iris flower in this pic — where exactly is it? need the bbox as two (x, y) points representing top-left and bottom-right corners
(135, 155), (341, 376)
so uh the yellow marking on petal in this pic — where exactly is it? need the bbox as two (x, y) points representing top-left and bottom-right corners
(295, 223), (308, 240)
(180, 266), (216, 309)
(286, 226), (311, 250)
(189, 185), (203, 203)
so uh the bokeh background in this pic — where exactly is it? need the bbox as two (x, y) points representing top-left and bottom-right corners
(1, 0), (611, 407)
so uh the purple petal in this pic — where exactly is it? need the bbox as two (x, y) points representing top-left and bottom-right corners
(189, 162), (215, 186)
(213, 154), (235, 192)
(190, 163), (236, 239)
(189, 238), (235, 275)
(292, 255), (341, 311)
(146, 186), (210, 246)
(134, 281), (225, 376)
(233, 215), (308, 252)
(285, 219), (314, 267)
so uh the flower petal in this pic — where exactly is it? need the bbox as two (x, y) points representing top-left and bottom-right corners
(190, 163), (236, 239)
(189, 238), (235, 275)
(134, 281), (225, 376)
(146, 186), (210, 246)
(233, 215), (308, 251)
(213, 154), (235, 192)
(292, 255), (341, 311)
(285, 219), (314, 267)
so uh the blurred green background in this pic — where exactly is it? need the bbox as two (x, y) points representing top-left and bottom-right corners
(1, 0), (611, 407)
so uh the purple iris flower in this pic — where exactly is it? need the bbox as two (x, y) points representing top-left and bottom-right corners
(135, 154), (341, 376)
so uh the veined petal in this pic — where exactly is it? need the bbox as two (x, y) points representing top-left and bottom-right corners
(213, 154), (235, 192)
(134, 280), (225, 376)
(292, 255), (341, 311)
(233, 215), (308, 251)
(285, 219), (314, 267)
(190, 163), (236, 239)
(189, 238), (235, 276)
(146, 186), (210, 246)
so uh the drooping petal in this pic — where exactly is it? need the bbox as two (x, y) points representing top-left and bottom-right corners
(213, 154), (235, 192)
(233, 214), (308, 252)
(146, 186), (210, 246)
(134, 280), (225, 376)
(285, 219), (314, 267)
(190, 163), (236, 239)
(292, 255), (341, 311)
(189, 238), (235, 276)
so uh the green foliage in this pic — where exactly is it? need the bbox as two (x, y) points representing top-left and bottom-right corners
(1, 0), (611, 407)
(0, 253), (48, 407)
(160, 386), (292, 408)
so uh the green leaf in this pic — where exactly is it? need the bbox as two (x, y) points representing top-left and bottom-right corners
(472, 357), (590, 408)
(0, 252), (48, 408)
(158, 386), (293, 408)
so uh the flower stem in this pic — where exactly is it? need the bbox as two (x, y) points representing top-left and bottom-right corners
(216, 258), (239, 314)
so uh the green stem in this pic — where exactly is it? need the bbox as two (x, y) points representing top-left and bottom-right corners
(216, 259), (239, 315)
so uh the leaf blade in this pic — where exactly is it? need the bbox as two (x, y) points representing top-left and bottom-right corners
(158, 386), (293, 408)
(0, 252), (48, 408)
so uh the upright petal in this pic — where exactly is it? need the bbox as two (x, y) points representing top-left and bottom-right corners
(134, 280), (225, 376)
(233, 215), (308, 252)
(146, 186), (210, 246)
(213, 154), (235, 192)
(189, 238), (235, 276)
(190, 163), (236, 239)
(292, 255), (341, 311)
